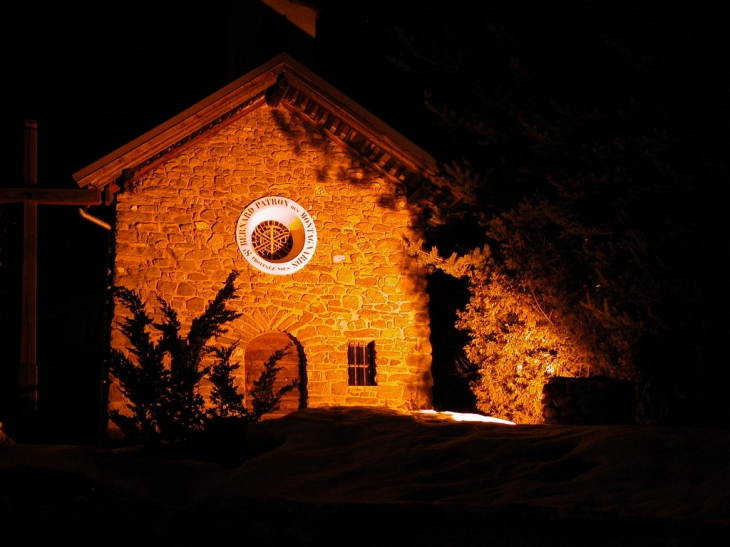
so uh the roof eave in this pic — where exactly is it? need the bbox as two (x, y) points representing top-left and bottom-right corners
(73, 53), (440, 200)
(73, 54), (294, 189)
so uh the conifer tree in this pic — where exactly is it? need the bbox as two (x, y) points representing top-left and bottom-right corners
(107, 287), (169, 443)
(108, 271), (242, 443)
(250, 345), (299, 421)
(393, 2), (729, 423)
(208, 342), (247, 419)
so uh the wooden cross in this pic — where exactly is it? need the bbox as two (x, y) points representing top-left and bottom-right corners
(0, 120), (101, 436)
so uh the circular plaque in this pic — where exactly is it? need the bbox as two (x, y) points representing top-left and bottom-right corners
(235, 196), (317, 274)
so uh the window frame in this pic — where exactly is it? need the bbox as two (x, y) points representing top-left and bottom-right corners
(347, 341), (376, 386)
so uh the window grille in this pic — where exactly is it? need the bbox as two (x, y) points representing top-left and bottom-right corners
(347, 341), (376, 386)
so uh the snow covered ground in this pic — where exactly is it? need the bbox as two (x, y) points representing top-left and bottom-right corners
(2, 407), (729, 545)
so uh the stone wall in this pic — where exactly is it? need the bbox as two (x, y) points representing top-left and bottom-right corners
(109, 106), (433, 420)
(541, 377), (635, 425)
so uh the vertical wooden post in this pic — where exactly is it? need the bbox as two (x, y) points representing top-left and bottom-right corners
(0, 122), (101, 441)
(19, 119), (38, 431)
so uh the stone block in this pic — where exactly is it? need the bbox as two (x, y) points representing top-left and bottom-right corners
(345, 397), (379, 405)
(307, 382), (328, 395)
(336, 268), (356, 284)
(376, 239), (403, 255)
(156, 281), (178, 294)
(348, 329), (378, 339)
(177, 282), (196, 296)
(185, 297), (206, 312)
(201, 259), (222, 270)
(185, 249), (209, 260)
(541, 377), (635, 425)
(376, 385), (403, 399)
(135, 223), (159, 232)
(296, 326), (318, 339)
(362, 289), (386, 304)
(404, 325), (430, 338)
(382, 328), (403, 339)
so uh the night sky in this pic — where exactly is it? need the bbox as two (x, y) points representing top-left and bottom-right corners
(1, 1), (728, 441)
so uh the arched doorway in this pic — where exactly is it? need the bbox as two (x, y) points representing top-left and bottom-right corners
(244, 332), (305, 419)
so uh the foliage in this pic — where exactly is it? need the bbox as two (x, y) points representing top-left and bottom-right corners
(207, 342), (247, 419)
(107, 288), (169, 443)
(463, 271), (580, 423)
(395, 2), (729, 424)
(249, 345), (299, 421)
(108, 271), (242, 443)
(109, 270), (302, 442)
(412, 243), (609, 423)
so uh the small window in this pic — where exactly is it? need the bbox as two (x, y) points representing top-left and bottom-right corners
(347, 341), (376, 386)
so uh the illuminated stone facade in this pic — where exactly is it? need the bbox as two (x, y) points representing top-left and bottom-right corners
(74, 56), (456, 421)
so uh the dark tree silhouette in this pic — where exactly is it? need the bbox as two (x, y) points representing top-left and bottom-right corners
(394, 1), (730, 424)
(250, 345), (299, 421)
(208, 342), (247, 419)
(108, 271), (241, 443)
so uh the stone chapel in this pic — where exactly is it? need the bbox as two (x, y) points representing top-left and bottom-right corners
(74, 54), (461, 423)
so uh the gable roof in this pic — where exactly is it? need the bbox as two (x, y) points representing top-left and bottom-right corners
(73, 54), (459, 209)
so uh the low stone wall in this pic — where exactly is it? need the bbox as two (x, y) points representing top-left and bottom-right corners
(542, 377), (635, 425)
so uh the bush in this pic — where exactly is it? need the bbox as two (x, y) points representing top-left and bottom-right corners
(108, 271), (301, 444)
(108, 272), (242, 443)
(249, 345), (299, 421)
(207, 342), (247, 419)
